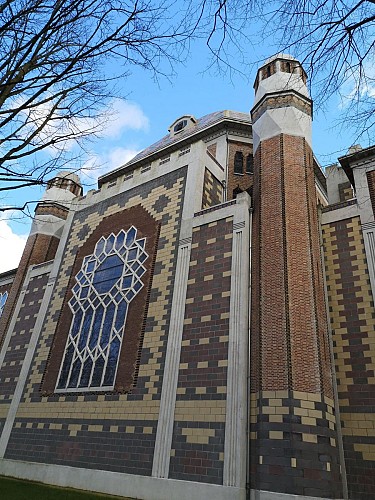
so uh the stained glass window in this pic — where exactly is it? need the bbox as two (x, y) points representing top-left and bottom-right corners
(0, 291), (8, 317)
(56, 227), (149, 392)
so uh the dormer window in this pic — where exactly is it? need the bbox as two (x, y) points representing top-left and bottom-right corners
(169, 115), (197, 137)
(174, 120), (187, 133)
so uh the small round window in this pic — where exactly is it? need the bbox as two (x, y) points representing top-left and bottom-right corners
(174, 120), (187, 133)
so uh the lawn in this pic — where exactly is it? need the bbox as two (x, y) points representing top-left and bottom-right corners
(0, 476), (136, 500)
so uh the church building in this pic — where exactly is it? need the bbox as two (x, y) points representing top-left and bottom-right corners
(0, 55), (374, 500)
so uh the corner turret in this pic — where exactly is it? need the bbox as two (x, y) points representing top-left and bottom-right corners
(251, 54), (312, 152)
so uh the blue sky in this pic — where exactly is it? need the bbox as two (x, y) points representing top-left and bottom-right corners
(0, 30), (368, 272)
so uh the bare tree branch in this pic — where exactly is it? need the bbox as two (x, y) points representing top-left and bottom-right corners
(0, 0), (195, 201)
(1, 0), (374, 214)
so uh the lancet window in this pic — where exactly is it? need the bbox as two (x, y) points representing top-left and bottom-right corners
(234, 151), (244, 174)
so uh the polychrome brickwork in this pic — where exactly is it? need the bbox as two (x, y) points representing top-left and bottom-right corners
(251, 135), (333, 395)
(6, 417), (157, 475)
(322, 215), (375, 499)
(42, 205), (160, 395)
(201, 168), (223, 209)
(0, 232), (59, 344)
(0, 273), (48, 405)
(252, 94), (312, 123)
(338, 181), (353, 202)
(0, 276), (12, 435)
(250, 134), (341, 497)
(3, 167), (187, 476)
(169, 217), (233, 484)
(249, 391), (340, 497)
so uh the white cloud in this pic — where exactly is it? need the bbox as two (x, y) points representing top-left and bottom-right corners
(100, 99), (149, 138)
(80, 147), (140, 184)
(8, 95), (149, 155)
(0, 217), (28, 273)
(108, 147), (140, 167)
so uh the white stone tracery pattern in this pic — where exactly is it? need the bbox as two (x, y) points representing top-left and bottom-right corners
(56, 227), (148, 391)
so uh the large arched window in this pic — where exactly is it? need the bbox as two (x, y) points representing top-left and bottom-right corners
(234, 151), (244, 175)
(56, 227), (149, 391)
(0, 291), (8, 317)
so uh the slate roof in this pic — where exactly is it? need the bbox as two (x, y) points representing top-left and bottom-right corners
(99, 110), (251, 185)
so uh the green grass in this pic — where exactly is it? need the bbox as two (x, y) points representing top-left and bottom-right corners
(0, 476), (136, 500)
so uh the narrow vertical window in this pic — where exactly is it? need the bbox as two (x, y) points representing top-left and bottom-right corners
(56, 227), (148, 391)
(246, 154), (254, 174)
(0, 291), (8, 317)
(234, 151), (244, 174)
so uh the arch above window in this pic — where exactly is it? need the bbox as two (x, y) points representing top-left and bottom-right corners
(56, 228), (149, 392)
(42, 205), (160, 396)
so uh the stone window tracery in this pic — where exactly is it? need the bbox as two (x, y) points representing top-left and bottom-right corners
(56, 227), (149, 392)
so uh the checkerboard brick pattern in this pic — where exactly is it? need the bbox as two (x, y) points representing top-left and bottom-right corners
(169, 217), (233, 484)
(249, 390), (340, 497)
(338, 182), (353, 202)
(7, 417), (157, 475)
(3, 167), (187, 476)
(201, 168), (223, 209)
(322, 215), (375, 500)
(0, 273), (48, 405)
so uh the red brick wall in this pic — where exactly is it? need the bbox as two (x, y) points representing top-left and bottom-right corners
(0, 203), (68, 344)
(0, 232), (60, 345)
(250, 134), (341, 497)
(366, 170), (375, 217)
(227, 141), (253, 200)
(252, 134), (332, 395)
